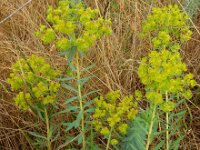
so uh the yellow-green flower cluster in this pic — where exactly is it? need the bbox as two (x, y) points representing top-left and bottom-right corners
(93, 90), (138, 145)
(7, 55), (60, 110)
(160, 101), (176, 112)
(138, 49), (196, 111)
(141, 5), (192, 49)
(36, 0), (112, 52)
(135, 90), (143, 101)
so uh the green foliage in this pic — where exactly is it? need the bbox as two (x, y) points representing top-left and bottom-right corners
(121, 101), (186, 150)
(141, 5), (192, 50)
(7, 55), (60, 110)
(36, 0), (112, 52)
(93, 90), (138, 147)
(121, 109), (159, 150)
(162, 109), (186, 150)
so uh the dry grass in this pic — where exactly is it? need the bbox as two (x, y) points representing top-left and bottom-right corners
(0, 0), (200, 149)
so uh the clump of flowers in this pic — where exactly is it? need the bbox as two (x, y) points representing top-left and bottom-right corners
(93, 90), (138, 147)
(138, 49), (196, 112)
(35, 0), (112, 52)
(141, 5), (192, 50)
(7, 55), (60, 110)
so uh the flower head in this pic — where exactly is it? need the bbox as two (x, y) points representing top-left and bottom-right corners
(36, 0), (112, 52)
(93, 90), (138, 144)
(7, 55), (60, 110)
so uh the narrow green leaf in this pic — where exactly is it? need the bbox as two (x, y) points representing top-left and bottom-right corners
(49, 125), (53, 140)
(67, 46), (76, 71)
(77, 133), (83, 145)
(62, 83), (78, 93)
(64, 96), (79, 105)
(56, 77), (75, 81)
(77, 76), (94, 86)
(63, 110), (83, 131)
(56, 135), (79, 150)
(82, 90), (99, 99)
(28, 131), (46, 139)
(75, 110), (83, 128)
(176, 99), (185, 106)
(80, 64), (95, 72)
(170, 136), (184, 150)
(53, 106), (79, 117)
(32, 140), (47, 146)
(168, 125), (182, 138)
(85, 107), (95, 113)
(153, 140), (164, 150)
(168, 112), (185, 125)
(83, 99), (95, 109)
(64, 122), (75, 131)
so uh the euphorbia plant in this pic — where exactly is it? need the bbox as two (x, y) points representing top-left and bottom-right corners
(138, 49), (196, 150)
(93, 90), (138, 149)
(138, 5), (196, 150)
(36, 0), (112, 149)
(7, 55), (60, 149)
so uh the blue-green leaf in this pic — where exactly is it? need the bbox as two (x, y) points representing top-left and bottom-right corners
(80, 64), (95, 72)
(64, 96), (79, 105)
(28, 132), (46, 139)
(62, 83), (78, 93)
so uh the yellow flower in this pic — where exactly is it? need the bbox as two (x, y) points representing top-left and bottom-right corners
(101, 127), (110, 136)
(160, 101), (176, 112)
(93, 90), (138, 144)
(135, 90), (142, 101)
(36, 0), (112, 52)
(118, 123), (128, 134)
(111, 139), (118, 145)
(7, 55), (60, 110)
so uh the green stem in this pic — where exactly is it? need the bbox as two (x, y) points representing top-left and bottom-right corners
(45, 108), (51, 150)
(146, 104), (157, 150)
(166, 91), (169, 150)
(76, 50), (86, 150)
(106, 127), (114, 150)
